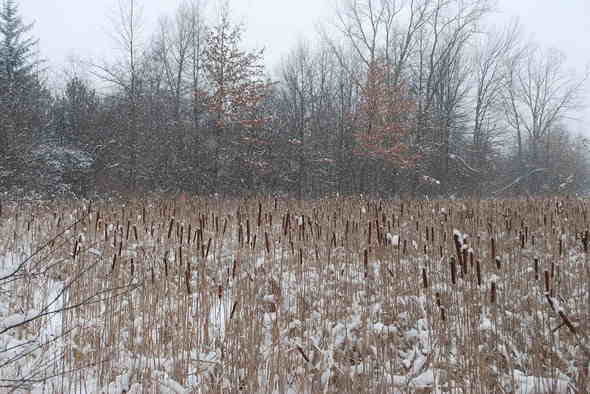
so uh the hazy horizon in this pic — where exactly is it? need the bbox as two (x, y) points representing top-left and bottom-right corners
(18, 0), (590, 135)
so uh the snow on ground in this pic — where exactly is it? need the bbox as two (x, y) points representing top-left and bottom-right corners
(0, 198), (588, 393)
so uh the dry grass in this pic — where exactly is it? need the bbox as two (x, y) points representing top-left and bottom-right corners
(1, 197), (589, 393)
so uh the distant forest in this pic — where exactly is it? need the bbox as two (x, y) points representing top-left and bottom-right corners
(1, 0), (588, 199)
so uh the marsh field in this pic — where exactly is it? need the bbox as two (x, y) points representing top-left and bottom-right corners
(1, 197), (589, 393)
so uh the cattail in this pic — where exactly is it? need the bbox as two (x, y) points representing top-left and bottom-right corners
(167, 218), (174, 239)
(232, 259), (238, 279)
(490, 282), (496, 304)
(246, 219), (251, 244)
(185, 270), (191, 294)
(164, 253), (169, 278)
(205, 238), (211, 259)
(345, 220), (350, 241)
(111, 254), (117, 273)
(422, 268), (428, 289)
(72, 238), (78, 260)
(450, 257), (457, 285)
(364, 249), (369, 279)
(285, 212), (290, 236)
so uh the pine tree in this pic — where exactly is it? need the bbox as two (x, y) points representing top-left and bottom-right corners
(0, 0), (43, 192)
(0, 0), (37, 83)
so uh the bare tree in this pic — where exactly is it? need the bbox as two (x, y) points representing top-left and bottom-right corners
(90, 0), (145, 193)
(153, 4), (195, 125)
(441, 21), (524, 196)
(502, 45), (588, 193)
(323, 0), (432, 89)
(407, 0), (492, 195)
(186, 0), (207, 131)
(469, 22), (520, 176)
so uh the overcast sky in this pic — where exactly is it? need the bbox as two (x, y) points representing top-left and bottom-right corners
(18, 0), (590, 134)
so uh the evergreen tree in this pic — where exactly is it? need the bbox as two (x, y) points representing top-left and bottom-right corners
(0, 0), (37, 81)
(0, 0), (44, 192)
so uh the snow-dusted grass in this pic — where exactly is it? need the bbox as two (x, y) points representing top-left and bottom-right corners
(1, 197), (589, 393)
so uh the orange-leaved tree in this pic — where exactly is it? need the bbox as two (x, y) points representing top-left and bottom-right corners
(202, 5), (271, 190)
(353, 60), (418, 175)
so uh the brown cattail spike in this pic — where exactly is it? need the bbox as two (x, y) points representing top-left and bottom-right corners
(490, 282), (496, 304)
(450, 257), (457, 285)
(422, 268), (428, 289)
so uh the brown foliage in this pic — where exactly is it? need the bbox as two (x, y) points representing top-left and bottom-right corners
(353, 60), (419, 168)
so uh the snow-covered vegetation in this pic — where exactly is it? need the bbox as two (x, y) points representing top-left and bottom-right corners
(1, 197), (588, 393)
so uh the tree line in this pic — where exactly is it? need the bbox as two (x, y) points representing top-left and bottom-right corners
(1, 0), (588, 199)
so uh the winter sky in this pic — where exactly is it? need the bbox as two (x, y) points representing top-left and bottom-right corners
(19, 0), (590, 135)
